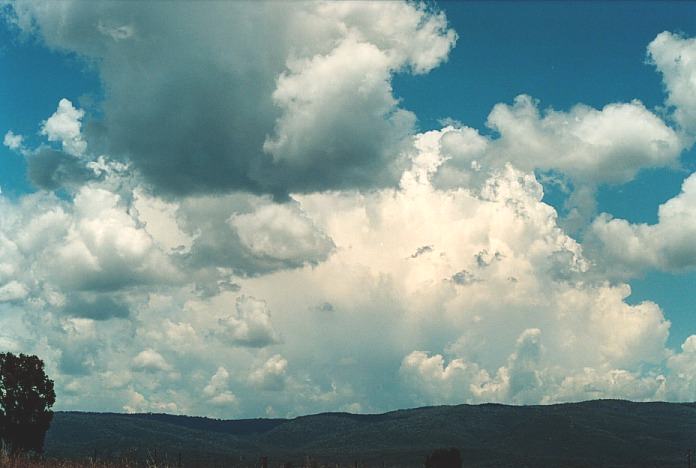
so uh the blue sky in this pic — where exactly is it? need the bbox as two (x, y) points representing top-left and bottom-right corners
(2, 1), (696, 416)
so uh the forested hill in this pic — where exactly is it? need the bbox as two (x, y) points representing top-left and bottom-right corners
(45, 399), (696, 467)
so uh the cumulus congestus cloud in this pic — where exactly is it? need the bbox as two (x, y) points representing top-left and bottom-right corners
(3, 1), (696, 418)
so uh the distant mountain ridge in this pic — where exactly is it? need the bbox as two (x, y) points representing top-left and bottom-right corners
(45, 399), (696, 467)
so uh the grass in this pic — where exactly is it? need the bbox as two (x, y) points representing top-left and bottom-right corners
(0, 452), (181, 468)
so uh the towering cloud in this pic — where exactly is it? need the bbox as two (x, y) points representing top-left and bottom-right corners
(2, 1), (696, 418)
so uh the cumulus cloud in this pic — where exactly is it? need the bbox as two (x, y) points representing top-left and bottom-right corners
(430, 95), (684, 230)
(42, 186), (179, 291)
(218, 296), (280, 348)
(2, 11), (696, 419)
(203, 367), (238, 407)
(3, 100), (111, 191)
(41, 98), (87, 156)
(0, 280), (28, 303)
(177, 194), (333, 276)
(589, 172), (696, 275)
(3, 131), (23, 150)
(0, 123), (684, 416)
(132, 349), (171, 372)
(489, 96), (682, 183)
(229, 202), (334, 266)
(248, 355), (288, 391)
(8, 1), (456, 196)
(648, 31), (696, 138)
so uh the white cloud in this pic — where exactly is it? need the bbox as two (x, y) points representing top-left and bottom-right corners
(203, 367), (238, 407)
(133, 190), (193, 253)
(229, 202), (333, 265)
(485, 95), (682, 184)
(1, 16), (696, 419)
(648, 32), (696, 138)
(40, 98), (87, 156)
(248, 355), (288, 391)
(132, 349), (171, 372)
(0, 281), (28, 303)
(3, 131), (23, 150)
(218, 296), (280, 348)
(40, 185), (180, 291)
(429, 95), (683, 230)
(589, 172), (696, 275)
(97, 21), (134, 41)
(0, 122), (683, 416)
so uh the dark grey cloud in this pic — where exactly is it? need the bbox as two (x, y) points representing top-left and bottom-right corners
(410, 245), (433, 258)
(10, 1), (455, 198)
(62, 294), (130, 321)
(451, 269), (476, 285)
(26, 147), (93, 191)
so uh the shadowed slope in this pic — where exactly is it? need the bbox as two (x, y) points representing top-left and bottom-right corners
(45, 400), (696, 467)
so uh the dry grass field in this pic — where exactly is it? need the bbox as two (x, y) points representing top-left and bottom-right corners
(0, 453), (178, 468)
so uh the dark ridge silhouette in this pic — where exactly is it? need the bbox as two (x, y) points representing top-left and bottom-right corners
(45, 400), (696, 467)
(129, 413), (287, 436)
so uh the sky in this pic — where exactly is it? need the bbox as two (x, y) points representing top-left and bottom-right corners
(1, 1), (696, 418)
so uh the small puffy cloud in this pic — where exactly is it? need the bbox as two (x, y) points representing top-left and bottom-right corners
(589, 172), (696, 275)
(203, 366), (230, 397)
(0, 281), (29, 303)
(178, 194), (333, 276)
(97, 21), (134, 41)
(218, 296), (280, 348)
(40, 98), (87, 156)
(248, 354), (288, 391)
(648, 32), (696, 137)
(209, 392), (237, 406)
(229, 202), (334, 266)
(3, 131), (23, 150)
(132, 349), (171, 372)
(203, 367), (238, 407)
(123, 389), (146, 414)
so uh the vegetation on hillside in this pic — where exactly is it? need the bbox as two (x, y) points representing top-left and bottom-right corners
(42, 400), (696, 467)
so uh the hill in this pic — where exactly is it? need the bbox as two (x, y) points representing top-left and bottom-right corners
(44, 400), (696, 467)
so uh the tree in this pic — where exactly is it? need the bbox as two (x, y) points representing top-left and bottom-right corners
(0, 353), (55, 454)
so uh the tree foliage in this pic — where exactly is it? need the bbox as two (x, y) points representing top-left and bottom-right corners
(0, 353), (55, 454)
